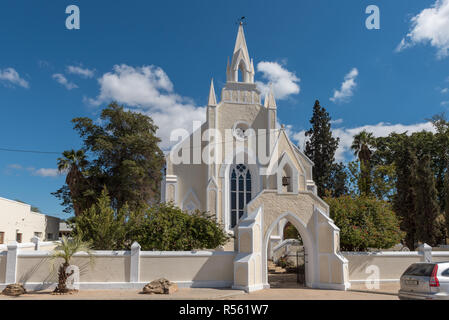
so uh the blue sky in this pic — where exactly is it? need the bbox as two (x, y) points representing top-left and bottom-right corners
(1, 0), (449, 219)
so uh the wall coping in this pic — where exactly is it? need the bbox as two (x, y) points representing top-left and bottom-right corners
(342, 251), (421, 257)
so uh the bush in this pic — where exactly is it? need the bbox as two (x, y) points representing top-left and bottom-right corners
(73, 189), (230, 251)
(130, 202), (230, 251)
(325, 195), (404, 251)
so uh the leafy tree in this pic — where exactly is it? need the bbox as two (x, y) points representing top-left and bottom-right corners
(72, 187), (131, 250)
(73, 192), (230, 251)
(325, 195), (404, 251)
(53, 103), (165, 215)
(351, 130), (376, 196)
(445, 170), (449, 243)
(305, 100), (339, 197)
(328, 162), (348, 197)
(130, 202), (230, 251)
(413, 154), (440, 246)
(393, 143), (418, 249)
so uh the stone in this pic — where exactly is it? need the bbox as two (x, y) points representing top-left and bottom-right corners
(2, 283), (27, 296)
(142, 278), (178, 294)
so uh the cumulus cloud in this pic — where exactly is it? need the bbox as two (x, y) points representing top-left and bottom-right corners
(256, 61), (300, 100)
(32, 168), (60, 177)
(441, 88), (449, 94)
(0, 68), (29, 88)
(396, 0), (449, 58)
(67, 65), (95, 78)
(87, 64), (206, 149)
(5, 164), (62, 177)
(290, 121), (435, 162)
(52, 73), (78, 90)
(330, 68), (359, 104)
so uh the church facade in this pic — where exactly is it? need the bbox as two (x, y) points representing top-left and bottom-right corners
(162, 24), (350, 292)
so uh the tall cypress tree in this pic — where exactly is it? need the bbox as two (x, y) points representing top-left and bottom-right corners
(305, 100), (339, 197)
(414, 154), (440, 246)
(444, 169), (449, 243)
(393, 144), (418, 249)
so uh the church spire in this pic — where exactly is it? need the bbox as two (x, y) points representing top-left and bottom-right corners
(227, 23), (254, 83)
(208, 78), (217, 106)
(264, 84), (277, 109)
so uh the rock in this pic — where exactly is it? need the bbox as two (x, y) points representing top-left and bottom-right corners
(2, 284), (27, 296)
(142, 278), (178, 294)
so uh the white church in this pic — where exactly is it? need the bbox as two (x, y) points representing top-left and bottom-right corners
(162, 23), (350, 292)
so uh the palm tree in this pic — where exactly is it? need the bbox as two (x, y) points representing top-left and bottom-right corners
(51, 236), (93, 294)
(351, 131), (376, 195)
(57, 149), (88, 216)
(351, 130), (376, 163)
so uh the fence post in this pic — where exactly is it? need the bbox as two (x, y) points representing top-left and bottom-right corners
(418, 243), (432, 263)
(31, 236), (40, 251)
(5, 242), (18, 284)
(130, 241), (141, 283)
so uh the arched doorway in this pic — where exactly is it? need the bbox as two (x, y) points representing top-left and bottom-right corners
(267, 221), (306, 288)
(263, 212), (316, 289)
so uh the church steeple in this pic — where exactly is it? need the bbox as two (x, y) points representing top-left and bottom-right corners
(264, 84), (277, 109)
(227, 23), (254, 83)
(208, 78), (217, 106)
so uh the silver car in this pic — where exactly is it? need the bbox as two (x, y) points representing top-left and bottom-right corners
(399, 262), (449, 300)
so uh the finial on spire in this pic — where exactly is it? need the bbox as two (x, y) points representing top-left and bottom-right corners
(208, 78), (217, 106)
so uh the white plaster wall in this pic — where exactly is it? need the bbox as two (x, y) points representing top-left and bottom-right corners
(0, 197), (60, 244)
(343, 252), (422, 282)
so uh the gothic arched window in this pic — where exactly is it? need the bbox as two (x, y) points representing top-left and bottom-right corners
(230, 164), (252, 228)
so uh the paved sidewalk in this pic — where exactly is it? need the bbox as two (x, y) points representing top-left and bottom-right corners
(0, 286), (398, 300)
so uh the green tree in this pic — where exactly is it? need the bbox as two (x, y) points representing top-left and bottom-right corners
(56, 149), (92, 217)
(53, 103), (165, 214)
(351, 130), (376, 196)
(393, 142), (418, 250)
(445, 170), (449, 243)
(328, 162), (348, 197)
(130, 202), (230, 251)
(414, 154), (440, 246)
(325, 195), (404, 251)
(305, 100), (339, 197)
(72, 187), (131, 250)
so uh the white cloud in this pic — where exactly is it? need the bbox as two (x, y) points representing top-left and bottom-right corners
(32, 168), (60, 177)
(0, 68), (29, 88)
(290, 121), (435, 162)
(331, 118), (344, 125)
(330, 68), (359, 104)
(441, 88), (449, 94)
(67, 65), (95, 78)
(396, 0), (449, 58)
(256, 61), (300, 100)
(441, 100), (449, 106)
(52, 73), (78, 90)
(87, 64), (206, 149)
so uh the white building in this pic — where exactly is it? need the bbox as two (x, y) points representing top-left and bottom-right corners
(161, 24), (350, 291)
(0, 197), (60, 244)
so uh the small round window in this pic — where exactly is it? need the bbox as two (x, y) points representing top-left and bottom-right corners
(232, 121), (251, 141)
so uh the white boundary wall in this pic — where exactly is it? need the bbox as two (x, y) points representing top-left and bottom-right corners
(343, 244), (449, 284)
(0, 241), (236, 291)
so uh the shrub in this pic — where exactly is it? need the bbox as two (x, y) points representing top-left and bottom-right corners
(73, 189), (230, 251)
(325, 195), (404, 251)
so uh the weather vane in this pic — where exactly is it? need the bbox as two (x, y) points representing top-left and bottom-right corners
(236, 16), (247, 25)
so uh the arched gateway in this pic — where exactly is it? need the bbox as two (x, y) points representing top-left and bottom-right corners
(162, 23), (350, 292)
(232, 191), (350, 292)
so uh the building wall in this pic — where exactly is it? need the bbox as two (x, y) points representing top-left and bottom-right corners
(0, 197), (60, 244)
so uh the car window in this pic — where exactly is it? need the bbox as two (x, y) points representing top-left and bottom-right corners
(442, 268), (449, 277)
(403, 263), (435, 276)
